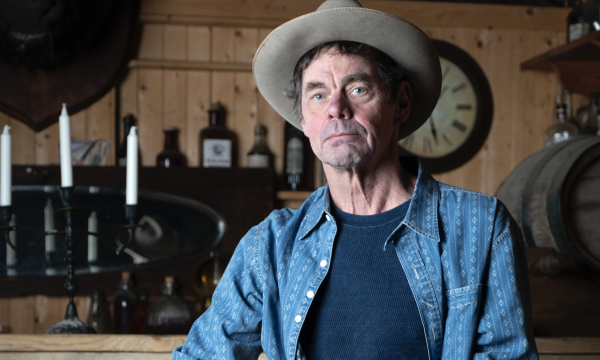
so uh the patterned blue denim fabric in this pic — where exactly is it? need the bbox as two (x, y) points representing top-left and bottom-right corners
(173, 161), (538, 360)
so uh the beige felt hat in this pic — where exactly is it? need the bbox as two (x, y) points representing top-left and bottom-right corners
(253, 0), (441, 139)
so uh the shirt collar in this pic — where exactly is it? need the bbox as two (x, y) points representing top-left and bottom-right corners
(298, 157), (440, 242)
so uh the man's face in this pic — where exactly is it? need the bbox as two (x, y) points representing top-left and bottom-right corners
(300, 48), (410, 170)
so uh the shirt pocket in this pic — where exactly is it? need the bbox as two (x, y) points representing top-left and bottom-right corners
(447, 284), (483, 310)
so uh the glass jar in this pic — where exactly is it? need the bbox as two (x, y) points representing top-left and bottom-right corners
(544, 103), (579, 147)
(145, 276), (195, 334)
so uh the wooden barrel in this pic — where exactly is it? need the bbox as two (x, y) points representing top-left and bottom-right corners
(495, 136), (600, 281)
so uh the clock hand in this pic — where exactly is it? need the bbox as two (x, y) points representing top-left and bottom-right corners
(439, 85), (448, 98)
(429, 116), (439, 145)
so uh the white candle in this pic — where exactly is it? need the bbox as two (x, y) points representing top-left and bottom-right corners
(6, 214), (16, 267)
(44, 198), (55, 253)
(59, 103), (73, 187)
(88, 211), (98, 263)
(0, 125), (11, 206)
(126, 126), (138, 205)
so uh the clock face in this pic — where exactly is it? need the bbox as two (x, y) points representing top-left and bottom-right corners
(398, 40), (493, 173)
(399, 57), (477, 158)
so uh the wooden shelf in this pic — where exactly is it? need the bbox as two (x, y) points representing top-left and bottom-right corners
(521, 32), (600, 93)
(276, 191), (313, 201)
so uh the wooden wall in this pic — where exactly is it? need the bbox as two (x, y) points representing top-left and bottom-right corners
(0, 0), (575, 334)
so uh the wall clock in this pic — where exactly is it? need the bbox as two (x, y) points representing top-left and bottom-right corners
(398, 40), (493, 173)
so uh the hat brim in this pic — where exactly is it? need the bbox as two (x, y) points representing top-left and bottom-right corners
(253, 7), (442, 139)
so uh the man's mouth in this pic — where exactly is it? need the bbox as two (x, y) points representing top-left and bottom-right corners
(326, 132), (358, 141)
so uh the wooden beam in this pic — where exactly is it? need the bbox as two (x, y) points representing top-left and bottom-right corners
(129, 59), (252, 72)
(140, 0), (570, 31)
(0, 335), (186, 353)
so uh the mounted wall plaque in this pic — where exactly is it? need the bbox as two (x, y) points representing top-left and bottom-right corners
(0, 0), (140, 132)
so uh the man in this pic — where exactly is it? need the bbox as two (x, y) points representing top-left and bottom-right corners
(174, 0), (537, 359)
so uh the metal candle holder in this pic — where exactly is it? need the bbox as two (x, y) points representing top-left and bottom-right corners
(2, 186), (138, 334)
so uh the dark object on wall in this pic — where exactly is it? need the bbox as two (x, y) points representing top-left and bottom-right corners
(496, 136), (600, 282)
(156, 127), (187, 168)
(0, 166), (272, 297)
(0, 0), (140, 131)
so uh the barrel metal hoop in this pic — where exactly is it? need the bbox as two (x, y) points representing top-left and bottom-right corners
(548, 137), (600, 273)
(521, 139), (582, 247)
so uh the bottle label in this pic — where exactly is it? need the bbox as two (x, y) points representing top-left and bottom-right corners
(247, 154), (269, 168)
(569, 23), (583, 42)
(203, 139), (232, 167)
(286, 137), (303, 175)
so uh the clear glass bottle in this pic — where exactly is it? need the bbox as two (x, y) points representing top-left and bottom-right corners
(283, 122), (313, 190)
(117, 114), (140, 167)
(545, 103), (579, 147)
(580, 92), (600, 135)
(87, 291), (111, 334)
(145, 277), (195, 335)
(199, 103), (237, 168)
(247, 125), (273, 169)
(568, 0), (585, 42)
(582, 0), (600, 35)
(156, 127), (187, 168)
(113, 271), (140, 334)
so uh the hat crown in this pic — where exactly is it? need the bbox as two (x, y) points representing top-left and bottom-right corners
(316, 0), (362, 11)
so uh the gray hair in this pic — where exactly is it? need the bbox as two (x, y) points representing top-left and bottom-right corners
(286, 41), (405, 119)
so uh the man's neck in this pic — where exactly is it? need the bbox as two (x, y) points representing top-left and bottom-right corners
(325, 154), (416, 216)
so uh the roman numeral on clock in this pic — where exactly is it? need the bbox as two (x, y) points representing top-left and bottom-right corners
(423, 137), (432, 154)
(452, 120), (467, 132)
(452, 83), (466, 93)
(456, 104), (472, 110)
(402, 134), (415, 150)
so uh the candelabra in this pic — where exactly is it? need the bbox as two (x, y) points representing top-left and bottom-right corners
(1, 186), (138, 334)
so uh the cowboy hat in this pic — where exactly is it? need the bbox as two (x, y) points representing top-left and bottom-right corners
(253, 0), (441, 139)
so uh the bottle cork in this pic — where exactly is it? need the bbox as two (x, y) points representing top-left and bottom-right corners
(165, 276), (174, 284)
(122, 271), (130, 282)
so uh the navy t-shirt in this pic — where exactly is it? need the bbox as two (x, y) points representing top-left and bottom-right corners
(299, 199), (429, 359)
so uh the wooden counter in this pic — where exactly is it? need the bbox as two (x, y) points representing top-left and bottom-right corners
(0, 335), (599, 359)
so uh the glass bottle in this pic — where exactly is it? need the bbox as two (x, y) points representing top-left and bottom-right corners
(544, 103), (579, 147)
(247, 125), (273, 169)
(568, 0), (585, 42)
(113, 271), (140, 334)
(580, 92), (600, 135)
(156, 127), (187, 168)
(582, 0), (600, 35)
(117, 114), (140, 167)
(136, 289), (149, 334)
(283, 122), (313, 190)
(199, 103), (237, 168)
(87, 291), (111, 334)
(145, 277), (195, 335)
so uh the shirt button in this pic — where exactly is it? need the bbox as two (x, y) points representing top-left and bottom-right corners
(307, 291), (315, 298)
(320, 260), (327, 268)
(295, 315), (302, 323)
(325, 214), (331, 221)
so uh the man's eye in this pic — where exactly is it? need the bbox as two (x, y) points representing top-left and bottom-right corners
(351, 87), (365, 95)
(314, 94), (324, 100)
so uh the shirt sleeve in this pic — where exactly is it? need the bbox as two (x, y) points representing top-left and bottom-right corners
(173, 222), (267, 360)
(474, 215), (539, 359)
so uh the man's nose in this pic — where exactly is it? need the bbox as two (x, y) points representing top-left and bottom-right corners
(327, 91), (353, 120)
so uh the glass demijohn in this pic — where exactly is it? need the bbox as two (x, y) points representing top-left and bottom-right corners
(145, 276), (195, 335)
(544, 103), (579, 147)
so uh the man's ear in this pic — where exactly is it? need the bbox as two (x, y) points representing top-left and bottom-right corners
(300, 118), (308, 137)
(394, 81), (412, 126)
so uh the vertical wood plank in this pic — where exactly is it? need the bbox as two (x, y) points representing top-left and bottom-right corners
(34, 122), (59, 165)
(211, 27), (234, 63)
(0, 298), (8, 331)
(511, 30), (536, 169)
(163, 25), (187, 61)
(163, 70), (187, 154)
(74, 296), (91, 324)
(463, 27), (491, 194)
(420, 25), (443, 40)
(234, 28), (258, 63)
(257, 28), (284, 175)
(70, 110), (87, 141)
(486, 29), (513, 195)
(8, 296), (34, 334)
(532, 30), (561, 162)
(33, 296), (62, 334)
(86, 89), (115, 166)
(138, 24), (164, 60)
(187, 26), (211, 62)
(186, 71), (210, 166)
(138, 69), (163, 166)
(233, 73), (258, 167)
(119, 69), (139, 146)
(9, 118), (35, 165)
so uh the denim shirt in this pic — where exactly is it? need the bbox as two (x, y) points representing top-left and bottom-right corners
(174, 160), (538, 360)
